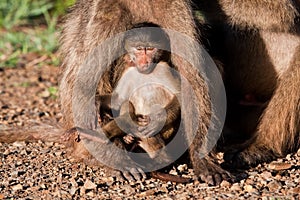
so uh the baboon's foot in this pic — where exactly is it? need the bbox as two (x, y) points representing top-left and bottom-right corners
(108, 167), (146, 182)
(195, 161), (234, 185)
(223, 146), (276, 169)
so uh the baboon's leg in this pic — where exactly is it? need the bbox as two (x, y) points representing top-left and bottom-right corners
(225, 46), (300, 168)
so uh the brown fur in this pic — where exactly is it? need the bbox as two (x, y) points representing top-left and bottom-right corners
(198, 0), (300, 168)
(99, 61), (181, 159)
(95, 24), (184, 179)
(58, 0), (230, 185)
(0, 1), (230, 185)
(200, 0), (299, 31)
(96, 24), (181, 151)
(0, 123), (64, 143)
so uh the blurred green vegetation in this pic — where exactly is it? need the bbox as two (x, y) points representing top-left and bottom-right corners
(48, 86), (59, 98)
(0, 0), (76, 68)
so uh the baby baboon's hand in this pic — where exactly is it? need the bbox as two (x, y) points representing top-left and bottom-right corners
(138, 109), (166, 137)
(136, 114), (150, 126)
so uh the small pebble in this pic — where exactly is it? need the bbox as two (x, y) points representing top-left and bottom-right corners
(137, 189), (156, 197)
(244, 185), (256, 193)
(83, 179), (97, 190)
(220, 180), (231, 187)
(177, 164), (188, 172)
(12, 184), (23, 191)
(69, 187), (77, 195)
(260, 171), (272, 180)
(230, 183), (241, 191)
(267, 180), (282, 192)
(268, 162), (292, 171)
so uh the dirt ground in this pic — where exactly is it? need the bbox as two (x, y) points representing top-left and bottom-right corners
(1, 58), (300, 199)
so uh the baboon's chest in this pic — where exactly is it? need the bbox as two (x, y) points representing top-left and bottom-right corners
(260, 31), (300, 76)
(225, 30), (300, 100)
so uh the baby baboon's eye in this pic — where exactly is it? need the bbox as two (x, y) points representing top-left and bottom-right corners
(146, 47), (155, 51)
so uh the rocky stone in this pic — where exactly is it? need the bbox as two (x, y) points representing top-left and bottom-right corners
(244, 185), (257, 193)
(268, 162), (292, 171)
(11, 184), (23, 191)
(83, 179), (97, 190)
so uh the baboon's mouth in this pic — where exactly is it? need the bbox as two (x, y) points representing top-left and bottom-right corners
(137, 63), (156, 74)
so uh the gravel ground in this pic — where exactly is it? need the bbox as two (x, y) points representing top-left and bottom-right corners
(1, 61), (300, 199)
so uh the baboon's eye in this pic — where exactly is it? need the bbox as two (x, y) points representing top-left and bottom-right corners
(146, 47), (155, 51)
(136, 46), (144, 51)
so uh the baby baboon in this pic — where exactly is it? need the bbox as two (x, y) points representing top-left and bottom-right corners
(97, 24), (180, 161)
(59, 0), (228, 184)
(100, 62), (181, 159)
(198, 0), (300, 168)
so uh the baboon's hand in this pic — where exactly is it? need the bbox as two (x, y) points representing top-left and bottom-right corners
(195, 161), (234, 186)
(136, 114), (150, 126)
(112, 167), (147, 182)
(123, 134), (135, 144)
(83, 136), (146, 181)
(106, 140), (146, 181)
(137, 109), (166, 137)
(114, 114), (139, 135)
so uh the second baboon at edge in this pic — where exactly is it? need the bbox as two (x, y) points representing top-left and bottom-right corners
(198, 0), (300, 168)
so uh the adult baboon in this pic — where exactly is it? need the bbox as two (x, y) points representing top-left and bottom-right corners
(59, 0), (227, 184)
(198, 0), (300, 168)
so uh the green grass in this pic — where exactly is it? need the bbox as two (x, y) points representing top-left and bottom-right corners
(0, 26), (58, 68)
(0, 0), (75, 29)
(0, 0), (75, 68)
(48, 86), (58, 98)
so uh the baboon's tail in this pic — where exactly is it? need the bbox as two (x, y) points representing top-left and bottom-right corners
(0, 122), (64, 143)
